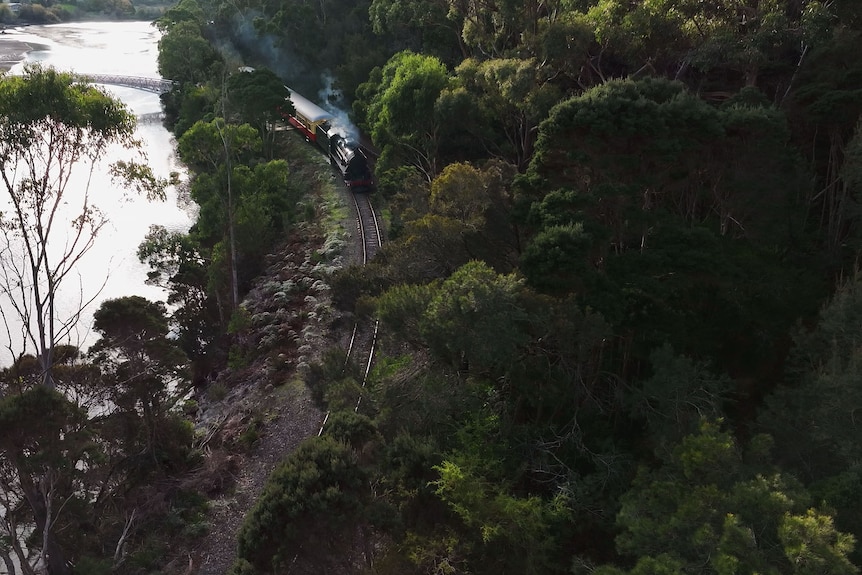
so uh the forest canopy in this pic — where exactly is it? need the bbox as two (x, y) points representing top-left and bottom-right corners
(117, 0), (862, 573)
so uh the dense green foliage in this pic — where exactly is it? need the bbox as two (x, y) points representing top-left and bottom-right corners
(146, 0), (862, 573)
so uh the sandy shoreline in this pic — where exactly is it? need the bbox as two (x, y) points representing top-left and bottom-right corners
(0, 38), (33, 72)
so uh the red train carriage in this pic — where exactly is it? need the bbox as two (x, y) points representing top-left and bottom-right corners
(285, 87), (375, 193)
(285, 89), (333, 143)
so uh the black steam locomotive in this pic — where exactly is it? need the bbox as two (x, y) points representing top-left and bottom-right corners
(284, 88), (375, 193)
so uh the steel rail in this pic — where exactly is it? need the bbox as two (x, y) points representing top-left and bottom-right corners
(318, 191), (382, 435)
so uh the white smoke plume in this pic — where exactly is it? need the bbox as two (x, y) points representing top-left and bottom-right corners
(215, 13), (364, 144)
(318, 71), (360, 141)
(226, 10), (313, 87)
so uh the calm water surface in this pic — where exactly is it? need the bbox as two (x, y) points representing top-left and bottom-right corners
(1, 21), (193, 364)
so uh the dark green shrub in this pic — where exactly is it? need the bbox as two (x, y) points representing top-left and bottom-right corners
(208, 382), (228, 401)
(238, 417), (263, 450)
(236, 436), (367, 570)
(323, 410), (379, 448)
(305, 347), (360, 408)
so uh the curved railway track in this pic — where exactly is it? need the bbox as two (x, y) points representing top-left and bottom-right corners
(318, 191), (382, 434)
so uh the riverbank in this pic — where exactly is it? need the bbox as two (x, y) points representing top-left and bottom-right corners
(0, 38), (32, 71)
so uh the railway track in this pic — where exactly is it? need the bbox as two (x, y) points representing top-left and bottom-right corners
(353, 191), (382, 263)
(318, 191), (382, 434)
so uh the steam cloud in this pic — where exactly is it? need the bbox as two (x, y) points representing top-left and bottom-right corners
(318, 72), (360, 141)
(219, 12), (362, 143)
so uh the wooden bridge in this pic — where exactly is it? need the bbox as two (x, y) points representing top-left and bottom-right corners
(73, 73), (174, 94)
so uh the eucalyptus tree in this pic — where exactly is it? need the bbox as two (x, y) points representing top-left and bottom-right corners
(0, 384), (91, 575)
(585, 0), (834, 90)
(0, 65), (163, 389)
(137, 225), (217, 373)
(228, 159), (293, 285)
(526, 77), (805, 247)
(790, 34), (862, 257)
(429, 162), (493, 229)
(226, 67), (291, 158)
(597, 422), (858, 575)
(156, 0), (221, 87)
(89, 296), (190, 464)
(454, 0), (572, 58)
(452, 57), (561, 170)
(520, 77), (815, 380)
(368, 0), (468, 61)
(359, 50), (450, 180)
(177, 118), (260, 313)
(157, 20), (223, 86)
(374, 260), (530, 372)
(759, 277), (862, 546)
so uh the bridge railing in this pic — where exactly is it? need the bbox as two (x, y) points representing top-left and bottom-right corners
(136, 111), (165, 123)
(72, 73), (174, 94)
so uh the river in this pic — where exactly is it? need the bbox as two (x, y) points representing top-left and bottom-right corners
(0, 21), (192, 366)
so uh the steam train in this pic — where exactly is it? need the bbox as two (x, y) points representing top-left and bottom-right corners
(284, 88), (375, 193)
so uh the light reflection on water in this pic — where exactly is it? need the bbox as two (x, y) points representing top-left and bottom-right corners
(1, 21), (193, 366)
(7, 20), (162, 76)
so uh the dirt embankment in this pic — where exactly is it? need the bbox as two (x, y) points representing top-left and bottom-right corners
(162, 142), (358, 575)
(179, 229), (335, 575)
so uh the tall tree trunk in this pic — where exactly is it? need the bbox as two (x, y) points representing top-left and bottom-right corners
(823, 129), (847, 255)
(1, 551), (17, 575)
(17, 469), (70, 575)
(219, 80), (240, 311)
